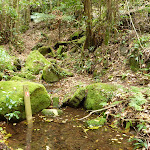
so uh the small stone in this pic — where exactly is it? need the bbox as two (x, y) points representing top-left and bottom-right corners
(41, 109), (63, 117)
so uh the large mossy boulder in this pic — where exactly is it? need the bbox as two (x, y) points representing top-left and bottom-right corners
(0, 81), (51, 120)
(24, 50), (51, 75)
(42, 64), (73, 83)
(67, 83), (150, 110)
(84, 83), (118, 110)
(67, 83), (118, 110)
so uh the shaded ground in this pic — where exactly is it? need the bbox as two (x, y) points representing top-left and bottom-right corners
(3, 107), (133, 150)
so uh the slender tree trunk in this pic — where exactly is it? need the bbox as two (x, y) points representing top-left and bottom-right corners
(25, 0), (31, 26)
(83, 0), (93, 51)
(49, 0), (52, 12)
(15, 0), (19, 33)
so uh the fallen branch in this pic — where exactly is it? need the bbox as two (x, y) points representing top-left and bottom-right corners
(77, 104), (118, 120)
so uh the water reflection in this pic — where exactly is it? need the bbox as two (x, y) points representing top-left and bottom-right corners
(25, 122), (33, 150)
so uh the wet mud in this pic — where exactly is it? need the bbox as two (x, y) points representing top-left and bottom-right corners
(5, 107), (133, 150)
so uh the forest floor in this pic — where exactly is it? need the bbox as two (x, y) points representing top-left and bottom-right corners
(1, 19), (150, 150)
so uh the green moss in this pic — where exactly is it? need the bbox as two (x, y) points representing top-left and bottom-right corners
(42, 64), (60, 83)
(70, 46), (77, 53)
(54, 41), (70, 49)
(48, 58), (57, 64)
(25, 50), (51, 75)
(42, 64), (73, 83)
(38, 46), (55, 57)
(62, 68), (73, 77)
(68, 88), (86, 108)
(60, 52), (68, 59)
(86, 117), (107, 127)
(69, 31), (80, 40)
(52, 97), (59, 107)
(41, 109), (63, 117)
(32, 43), (44, 51)
(57, 46), (64, 55)
(76, 36), (86, 44)
(68, 30), (84, 41)
(10, 76), (28, 81)
(0, 81), (51, 120)
(30, 86), (51, 115)
(13, 72), (36, 80)
(0, 46), (15, 71)
(84, 83), (118, 110)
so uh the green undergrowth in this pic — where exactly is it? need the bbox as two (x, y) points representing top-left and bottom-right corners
(0, 46), (15, 71)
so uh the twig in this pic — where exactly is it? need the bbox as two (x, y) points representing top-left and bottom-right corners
(77, 104), (118, 120)
(125, 0), (144, 50)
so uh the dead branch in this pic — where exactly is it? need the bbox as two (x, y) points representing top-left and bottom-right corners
(77, 104), (118, 120)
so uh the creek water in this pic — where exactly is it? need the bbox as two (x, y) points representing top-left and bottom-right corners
(5, 107), (133, 150)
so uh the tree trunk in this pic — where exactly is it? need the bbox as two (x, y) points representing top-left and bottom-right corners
(24, 0), (30, 26)
(83, 0), (93, 51)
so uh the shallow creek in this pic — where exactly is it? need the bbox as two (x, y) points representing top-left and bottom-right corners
(5, 107), (133, 150)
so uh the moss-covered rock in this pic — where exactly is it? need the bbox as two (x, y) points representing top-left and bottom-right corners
(32, 43), (44, 51)
(66, 83), (150, 112)
(38, 46), (55, 57)
(52, 97), (59, 107)
(42, 64), (60, 83)
(66, 83), (117, 109)
(42, 64), (73, 83)
(13, 72), (36, 80)
(84, 83), (118, 110)
(68, 30), (85, 41)
(24, 50), (51, 75)
(0, 81), (51, 121)
(54, 41), (70, 50)
(41, 109), (63, 117)
(10, 76), (28, 81)
(68, 88), (86, 108)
